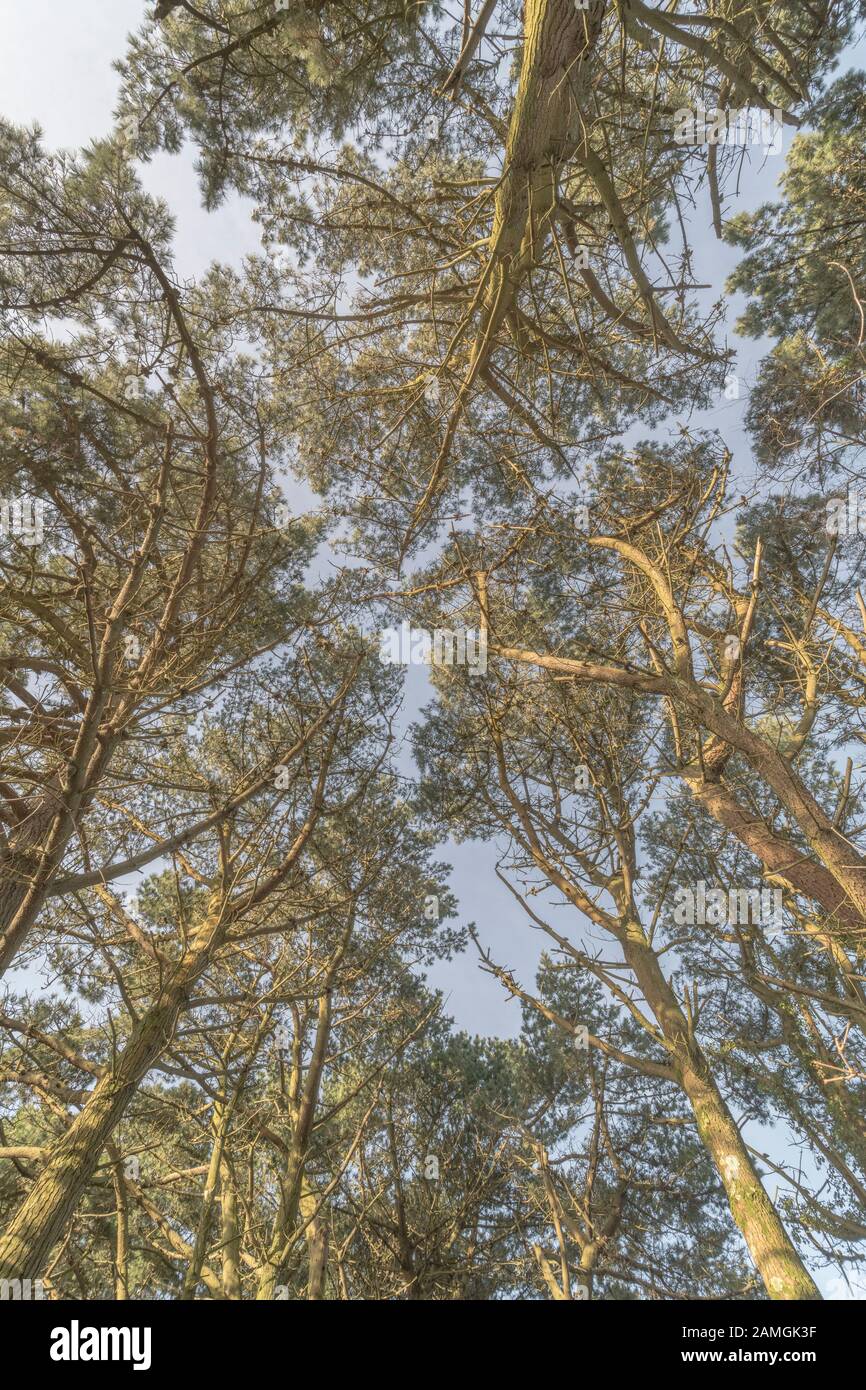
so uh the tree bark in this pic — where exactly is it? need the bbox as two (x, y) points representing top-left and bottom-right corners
(0, 918), (222, 1282)
(621, 931), (821, 1300)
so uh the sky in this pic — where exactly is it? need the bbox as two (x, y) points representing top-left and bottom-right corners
(1, 0), (864, 1298)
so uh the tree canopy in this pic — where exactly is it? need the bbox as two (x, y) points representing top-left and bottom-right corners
(1, 0), (865, 1303)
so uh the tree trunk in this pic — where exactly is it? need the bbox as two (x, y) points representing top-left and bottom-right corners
(220, 1160), (242, 1300)
(622, 931), (821, 1300)
(111, 1158), (129, 1301)
(255, 991), (332, 1299)
(0, 921), (221, 1281)
(301, 1183), (328, 1301)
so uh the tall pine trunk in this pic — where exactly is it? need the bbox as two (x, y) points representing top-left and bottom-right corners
(622, 932), (821, 1300)
(0, 923), (220, 1281)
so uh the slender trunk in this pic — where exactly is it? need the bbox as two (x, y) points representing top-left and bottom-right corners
(220, 1159), (242, 1300)
(681, 1061), (819, 1299)
(489, 712), (820, 1297)
(111, 1159), (129, 1301)
(0, 921), (221, 1282)
(255, 991), (332, 1299)
(301, 1182), (328, 1301)
(622, 931), (821, 1300)
(181, 1101), (228, 1300)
